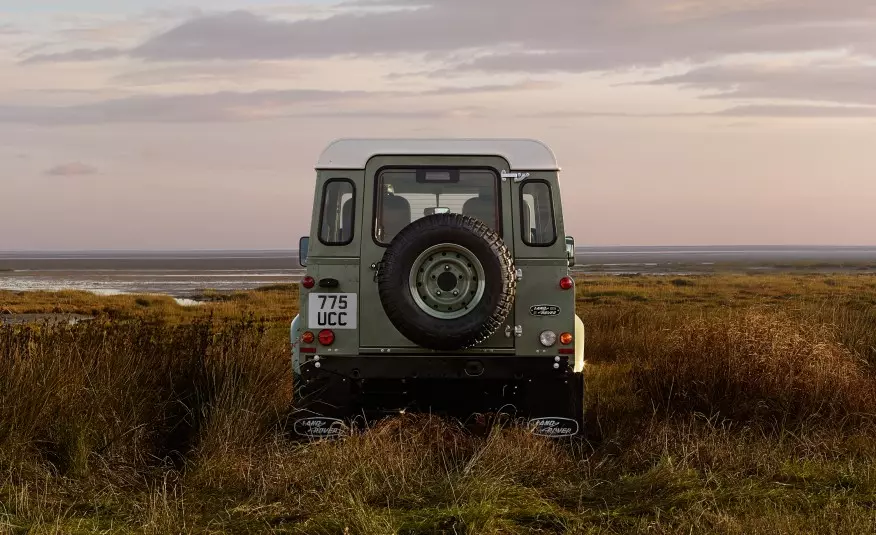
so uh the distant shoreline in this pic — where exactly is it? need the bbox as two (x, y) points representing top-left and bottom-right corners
(2, 246), (876, 268)
(1, 247), (874, 298)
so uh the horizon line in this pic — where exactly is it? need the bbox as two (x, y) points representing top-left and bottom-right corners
(3, 244), (876, 254)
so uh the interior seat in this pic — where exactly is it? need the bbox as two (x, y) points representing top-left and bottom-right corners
(462, 194), (497, 229)
(522, 199), (533, 243)
(340, 198), (354, 242)
(381, 194), (412, 242)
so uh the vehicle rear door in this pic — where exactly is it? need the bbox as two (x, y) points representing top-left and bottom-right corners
(358, 155), (516, 353)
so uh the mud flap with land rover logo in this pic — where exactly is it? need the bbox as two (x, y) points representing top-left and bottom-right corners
(293, 416), (350, 439)
(292, 357), (585, 439)
(527, 417), (579, 438)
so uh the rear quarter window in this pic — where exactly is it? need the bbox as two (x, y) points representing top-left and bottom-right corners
(520, 180), (556, 246)
(319, 179), (355, 246)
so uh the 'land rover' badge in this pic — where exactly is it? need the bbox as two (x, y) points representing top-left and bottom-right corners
(530, 304), (560, 316)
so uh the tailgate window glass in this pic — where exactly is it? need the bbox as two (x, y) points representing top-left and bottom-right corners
(520, 181), (556, 246)
(375, 169), (499, 244)
(319, 179), (355, 245)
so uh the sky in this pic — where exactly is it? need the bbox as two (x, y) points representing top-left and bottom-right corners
(1, 0), (874, 250)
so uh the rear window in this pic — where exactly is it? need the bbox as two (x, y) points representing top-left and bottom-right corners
(319, 179), (355, 245)
(374, 168), (499, 244)
(520, 181), (556, 246)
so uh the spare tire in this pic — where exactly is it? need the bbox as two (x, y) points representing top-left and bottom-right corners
(377, 213), (516, 351)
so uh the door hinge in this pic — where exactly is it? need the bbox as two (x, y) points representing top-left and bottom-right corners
(501, 170), (531, 183)
(371, 261), (382, 282)
(506, 325), (523, 338)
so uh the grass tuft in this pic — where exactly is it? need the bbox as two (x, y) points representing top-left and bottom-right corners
(632, 309), (876, 424)
(0, 273), (874, 532)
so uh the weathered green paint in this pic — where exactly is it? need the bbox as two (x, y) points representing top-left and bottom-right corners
(506, 170), (576, 356)
(295, 145), (580, 362)
(291, 140), (585, 439)
(299, 262), (360, 355)
(358, 155), (517, 351)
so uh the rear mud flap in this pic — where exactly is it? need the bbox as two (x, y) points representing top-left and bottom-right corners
(527, 416), (580, 438)
(292, 416), (350, 440)
(291, 361), (585, 440)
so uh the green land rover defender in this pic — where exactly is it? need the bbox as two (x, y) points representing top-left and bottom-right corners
(290, 138), (585, 438)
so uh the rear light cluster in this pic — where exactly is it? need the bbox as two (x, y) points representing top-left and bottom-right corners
(559, 276), (574, 290)
(301, 276), (315, 289)
(318, 329), (335, 346)
(301, 329), (334, 346)
(539, 330), (557, 347)
(539, 330), (574, 348)
(559, 332), (574, 354)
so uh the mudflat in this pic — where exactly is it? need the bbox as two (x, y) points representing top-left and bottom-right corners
(2, 247), (876, 297)
(0, 313), (94, 325)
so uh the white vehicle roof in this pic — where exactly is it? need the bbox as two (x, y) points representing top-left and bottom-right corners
(316, 138), (560, 171)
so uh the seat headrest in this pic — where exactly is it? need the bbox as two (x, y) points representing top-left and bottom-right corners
(381, 194), (412, 241)
(462, 196), (496, 228)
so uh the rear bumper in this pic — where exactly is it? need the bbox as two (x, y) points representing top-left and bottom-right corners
(301, 354), (576, 379)
(293, 355), (585, 438)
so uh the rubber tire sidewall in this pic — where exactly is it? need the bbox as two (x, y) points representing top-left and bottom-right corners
(377, 214), (515, 351)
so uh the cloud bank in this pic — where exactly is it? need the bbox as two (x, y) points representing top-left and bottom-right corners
(26, 2), (876, 66)
(0, 83), (553, 124)
(14, 0), (876, 118)
(3, 0), (875, 249)
(45, 162), (99, 176)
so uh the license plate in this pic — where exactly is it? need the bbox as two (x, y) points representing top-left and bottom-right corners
(308, 293), (357, 329)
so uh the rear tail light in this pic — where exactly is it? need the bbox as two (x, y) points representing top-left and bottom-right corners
(301, 276), (315, 289)
(318, 329), (335, 346)
(560, 332), (573, 345)
(301, 331), (315, 344)
(559, 277), (574, 290)
(539, 330), (557, 347)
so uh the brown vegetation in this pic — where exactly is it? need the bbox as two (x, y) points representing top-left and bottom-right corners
(1, 274), (875, 533)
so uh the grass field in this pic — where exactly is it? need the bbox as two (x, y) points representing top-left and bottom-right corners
(1, 274), (875, 534)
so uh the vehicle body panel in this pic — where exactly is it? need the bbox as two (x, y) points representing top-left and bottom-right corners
(358, 155), (516, 351)
(291, 138), (585, 438)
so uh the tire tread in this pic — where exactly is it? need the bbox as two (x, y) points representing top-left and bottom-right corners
(377, 213), (516, 350)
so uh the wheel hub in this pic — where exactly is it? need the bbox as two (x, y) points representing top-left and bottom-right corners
(409, 243), (486, 319)
(436, 271), (458, 292)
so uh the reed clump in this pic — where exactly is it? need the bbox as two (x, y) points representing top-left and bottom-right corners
(1, 273), (874, 533)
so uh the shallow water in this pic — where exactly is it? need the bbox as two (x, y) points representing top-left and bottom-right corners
(1, 247), (874, 297)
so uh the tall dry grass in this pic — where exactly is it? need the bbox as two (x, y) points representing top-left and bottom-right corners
(0, 318), (291, 479)
(631, 309), (876, 423)
(1, 274), (875, 532)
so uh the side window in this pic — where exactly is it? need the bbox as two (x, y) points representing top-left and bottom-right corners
(319, 179), (355, 246)
(520, 181), (556, 246)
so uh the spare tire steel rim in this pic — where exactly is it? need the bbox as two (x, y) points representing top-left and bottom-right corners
(409, 242), (487, 320)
